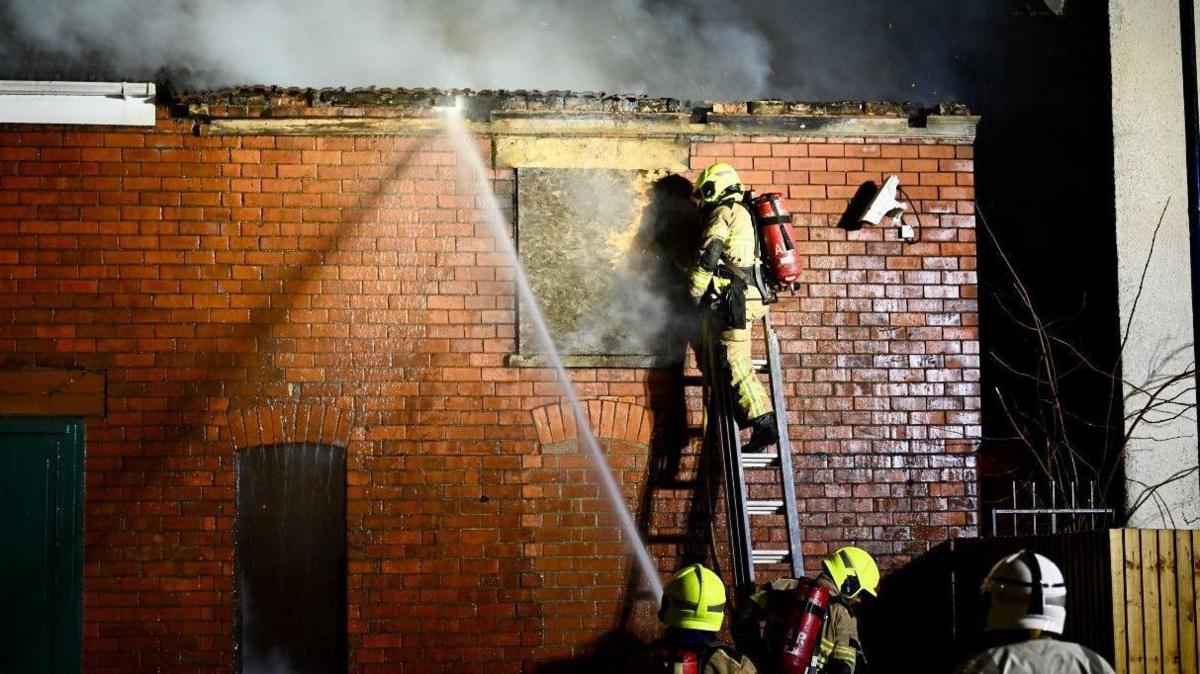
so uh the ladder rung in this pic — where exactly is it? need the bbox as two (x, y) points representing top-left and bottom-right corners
(746, 500), (784, 515)
(752, 358), (768, 372)
(681, 375), (705, 387)
(752, 549), (789, 565)
(741, 452), (779, 468)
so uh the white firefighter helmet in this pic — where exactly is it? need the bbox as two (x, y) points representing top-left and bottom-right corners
(981, 550), (1067, 634)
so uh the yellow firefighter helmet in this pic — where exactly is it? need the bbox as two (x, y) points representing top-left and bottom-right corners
(660, 563), (727, 632)
(823, 546), (880, 599)
(694, 162), (743, 205)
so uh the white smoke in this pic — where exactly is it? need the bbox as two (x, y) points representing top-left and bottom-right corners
(0, 0), (774, 98)
(515, 168), (699, 359)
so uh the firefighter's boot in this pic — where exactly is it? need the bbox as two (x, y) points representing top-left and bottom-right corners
(743, 412), (778, 452)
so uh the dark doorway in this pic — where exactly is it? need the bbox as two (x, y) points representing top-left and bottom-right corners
(0, 417), (84, 674)
(235, 442), (347, 674)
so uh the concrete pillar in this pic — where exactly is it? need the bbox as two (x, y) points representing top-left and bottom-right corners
(1110, 0), (1200, 527)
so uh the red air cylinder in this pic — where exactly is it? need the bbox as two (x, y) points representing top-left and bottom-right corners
(749, 192), (803, 286)
(776, 577), (831, 674)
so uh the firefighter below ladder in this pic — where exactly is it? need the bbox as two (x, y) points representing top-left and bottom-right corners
(629, 563), (757, 674)
(750, 546), (880, 674)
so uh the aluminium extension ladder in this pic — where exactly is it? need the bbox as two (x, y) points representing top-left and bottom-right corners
(702, 313), (805, 602)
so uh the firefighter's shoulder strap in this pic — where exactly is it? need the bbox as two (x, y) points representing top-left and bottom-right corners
(732, 200), (773, 302)
(829, 593), (852, 610)
(702, 643), (757, 674)
(749, 577), (801, 611)
(732, 199), (760, 261)
(713, 203), (754, 284)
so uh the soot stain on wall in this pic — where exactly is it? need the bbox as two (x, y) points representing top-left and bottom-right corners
(517, 168), (698, 361)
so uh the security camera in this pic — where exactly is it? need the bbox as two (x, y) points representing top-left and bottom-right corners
(859, 175), (915, 243)
(860, 175), (906, 227)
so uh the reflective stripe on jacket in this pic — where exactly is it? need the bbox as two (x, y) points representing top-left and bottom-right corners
(815, 577), (858, 674)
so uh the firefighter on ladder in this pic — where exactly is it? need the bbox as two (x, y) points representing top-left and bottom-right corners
(751, 546), (880, 674)
(629, 563), (757, 674)
(690, 162), (777, 452)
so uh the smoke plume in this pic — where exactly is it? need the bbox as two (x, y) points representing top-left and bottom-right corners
(0, 0), (1005, 102)
(0, 0), (770, 99)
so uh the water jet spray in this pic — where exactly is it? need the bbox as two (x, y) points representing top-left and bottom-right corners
(440, 112), (664, 600)
(432, 94), (465, 116)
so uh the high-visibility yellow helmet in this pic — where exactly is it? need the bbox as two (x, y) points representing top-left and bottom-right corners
(660, 563), (727, 632)
(694, 162), (743, 205)
(823, 547), (880, 599)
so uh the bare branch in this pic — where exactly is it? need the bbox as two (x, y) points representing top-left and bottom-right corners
(1126, 465), (1199, 522)
(1120, 199), (1171, 354)
(980, 200), (1195, 525)
(990, 352), (1053, 386)
(994, 386), (1053, 482)
(1123, 369), (1199, 448)
(1128, 433), (1195, 443)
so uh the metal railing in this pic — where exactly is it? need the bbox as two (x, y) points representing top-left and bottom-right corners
(989, 480), (1114, 537)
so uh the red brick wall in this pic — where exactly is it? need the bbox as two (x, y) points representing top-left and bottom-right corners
(0, 112), (978, 673)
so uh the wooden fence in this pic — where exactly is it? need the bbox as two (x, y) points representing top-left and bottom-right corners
(1111, 529), (1199, 674)
(862, 529), (1199, 674)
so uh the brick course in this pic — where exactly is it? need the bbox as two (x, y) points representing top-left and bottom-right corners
(0, 107), (978, 672)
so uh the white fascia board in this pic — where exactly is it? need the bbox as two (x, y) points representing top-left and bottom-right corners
(0, 80), (157, 126)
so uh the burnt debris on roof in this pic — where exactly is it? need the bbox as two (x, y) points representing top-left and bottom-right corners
(174, 85), (972, 123)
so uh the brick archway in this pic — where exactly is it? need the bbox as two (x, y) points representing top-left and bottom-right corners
(526, 399), (658, 663)
(226, 403), (353, 451)
(529, 399), (653, 448)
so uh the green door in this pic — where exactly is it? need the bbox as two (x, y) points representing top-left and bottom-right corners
(0, 419), (83, 674)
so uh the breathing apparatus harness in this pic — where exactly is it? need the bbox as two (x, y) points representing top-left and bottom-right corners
(699, 196), (763, 330)
(703, 187), (805, 321)
(646, 635), (728, 674)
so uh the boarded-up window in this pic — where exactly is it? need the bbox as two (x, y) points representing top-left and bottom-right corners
(515, 168), (699, 364)
(236, 443), (346, 674)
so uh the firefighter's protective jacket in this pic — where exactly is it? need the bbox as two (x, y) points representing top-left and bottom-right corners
(690, 199), (773, 423)
(626, 629), (757, 674)
(704, 648), (758, 674)
(689, 200), (763, 305)
(954, 638), (1115, 674)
